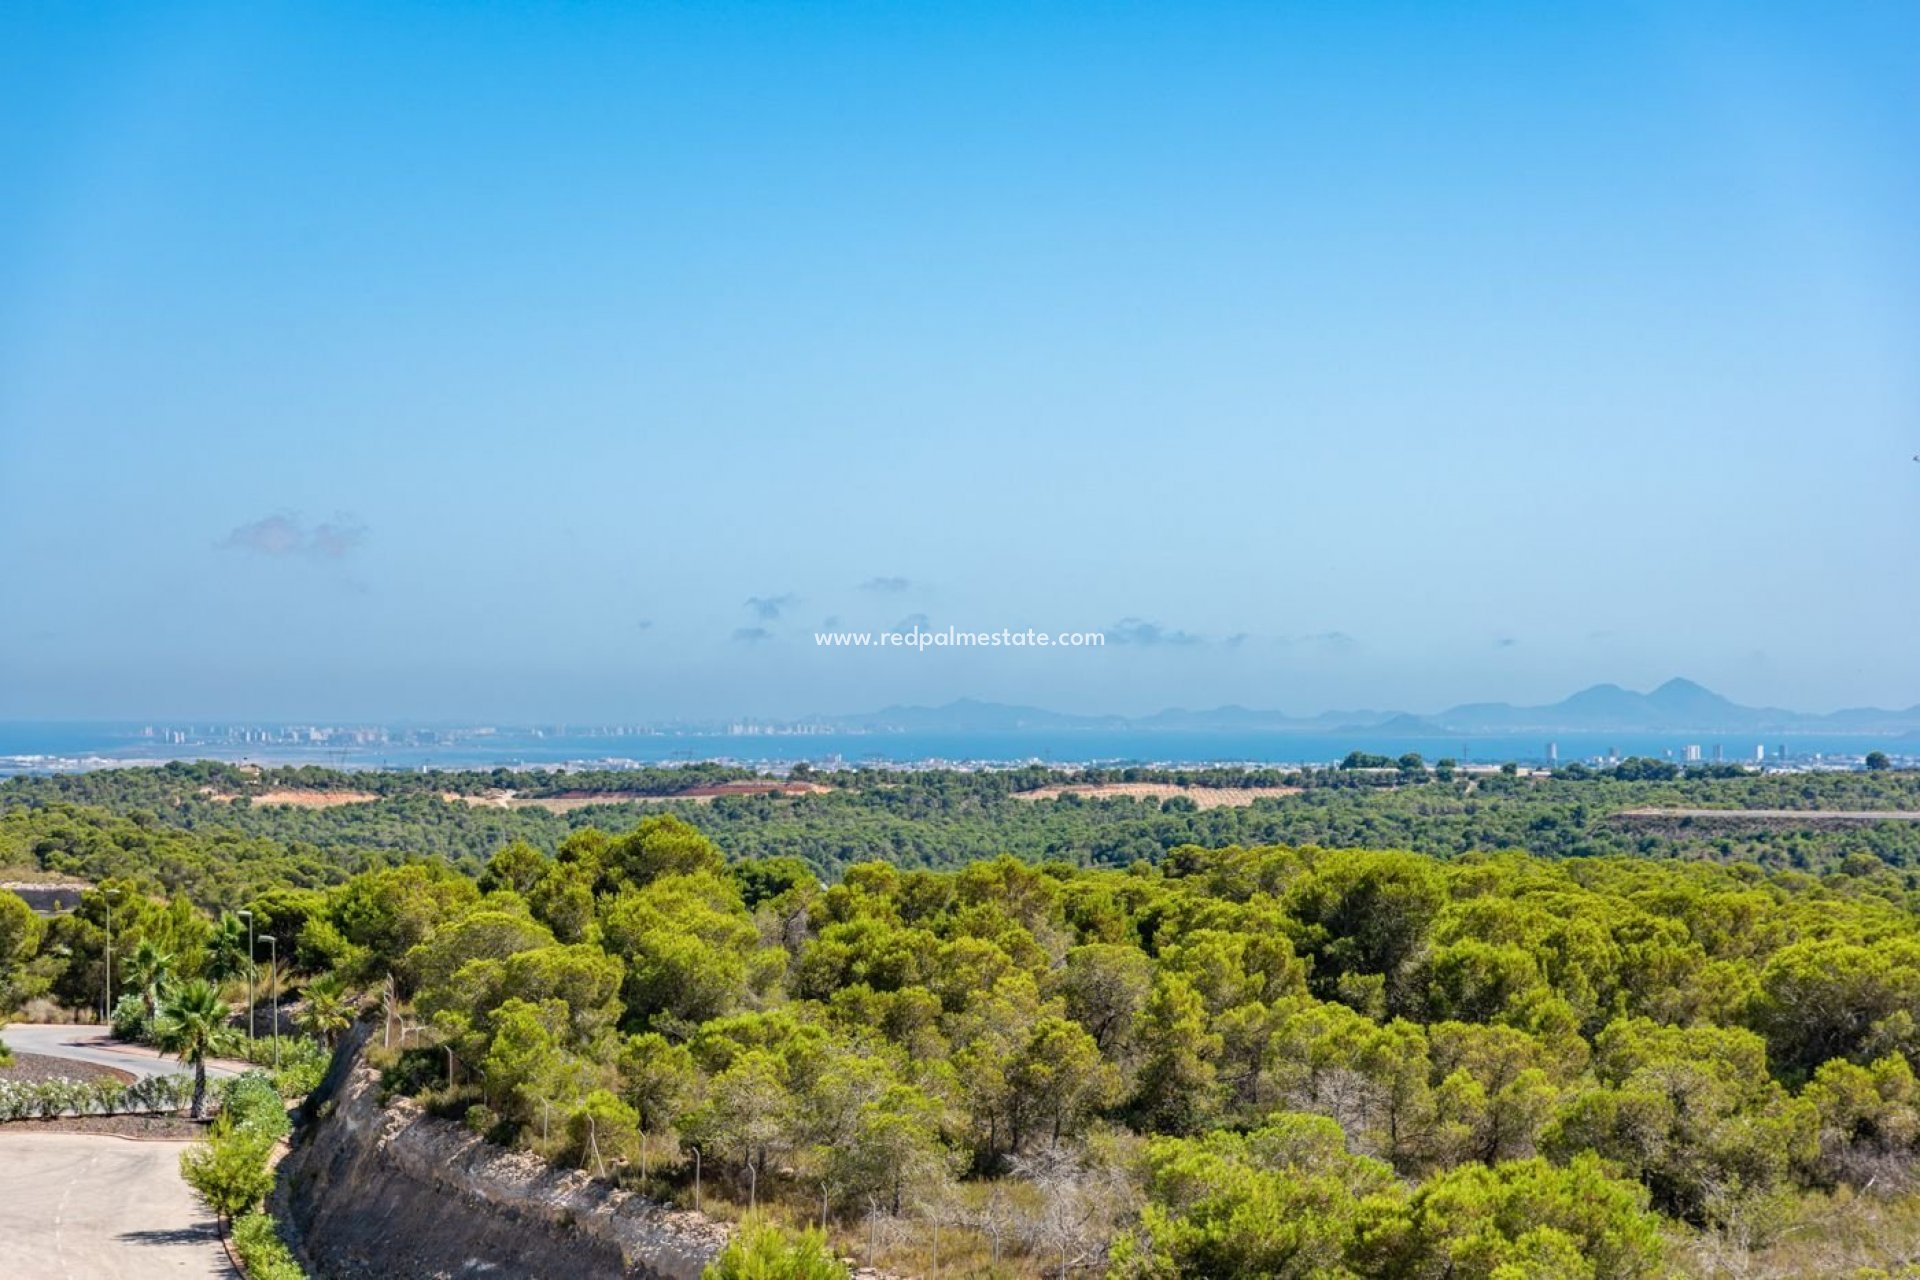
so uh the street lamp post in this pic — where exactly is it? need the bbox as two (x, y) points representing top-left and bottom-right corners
(102, 888), (121, 1026)
(238, 909), (255, 1043)
(259, 935), (279, 1069)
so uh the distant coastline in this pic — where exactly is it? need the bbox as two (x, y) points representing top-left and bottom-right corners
(6, 679), (1918, 775)
(3, 727), (1913, 777)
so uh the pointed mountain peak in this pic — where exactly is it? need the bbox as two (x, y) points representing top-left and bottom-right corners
(1648, 678), (1733, 707)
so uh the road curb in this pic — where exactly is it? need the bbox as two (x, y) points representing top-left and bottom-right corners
(219, 1223), (247, 1278)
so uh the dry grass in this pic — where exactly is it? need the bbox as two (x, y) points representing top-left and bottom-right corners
(690, 1189), (1030, 1279)
(0, 871), (93, 887)
(1672, 1187), (1920, 1279)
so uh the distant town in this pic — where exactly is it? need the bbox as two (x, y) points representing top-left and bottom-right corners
(0, 714), (1911, 778)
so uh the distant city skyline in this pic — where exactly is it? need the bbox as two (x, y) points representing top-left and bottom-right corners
(3, 4), (1917, 722)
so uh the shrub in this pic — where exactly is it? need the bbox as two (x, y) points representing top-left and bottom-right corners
(111, 992), (151, 1042)
(129, 1073), (193, 1113)
(232, 1211), (307, 1280)
(701, 1219), (849, 1280)
(219, 1072), (292, 1142)
(566, 1090), (641, 1174)
(272, 1050), (329, 1099)
(0, 1071), (193, 1120)
(89, 1078), (123, 1116)
(33, 1079), (87, 1117)
(180, 1122), (276, 1221)
(228, 1035), (331, 1098)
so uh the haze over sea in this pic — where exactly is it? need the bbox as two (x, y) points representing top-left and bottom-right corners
(2, 722), (1910, 774)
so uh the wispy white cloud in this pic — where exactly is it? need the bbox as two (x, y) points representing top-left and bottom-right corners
(1109, 617), (1202, 646)
(219, 513), (367, 559)
(745, 594), (798, 621)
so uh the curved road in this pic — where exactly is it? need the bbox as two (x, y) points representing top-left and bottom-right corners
(0, 1026), (246, 1278)
(0, 1132), (231, 1278)
(1, 1025), (246, 1081)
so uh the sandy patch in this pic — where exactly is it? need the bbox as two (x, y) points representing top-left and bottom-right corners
(1014, 782), (1300, 809)
(675, 780), (833, 799)
(448, 790), (646, 813)
(203, 788), (380, 808)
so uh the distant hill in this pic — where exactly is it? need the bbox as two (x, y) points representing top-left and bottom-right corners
(823, 680), (1920, 736)
(1440, 678), (1764, 732)
(1434, 678), (1920, 733)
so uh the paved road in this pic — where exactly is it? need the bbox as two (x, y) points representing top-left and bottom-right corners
(0, 1131), (233, 1278)
(1, 1025), (245, 1082)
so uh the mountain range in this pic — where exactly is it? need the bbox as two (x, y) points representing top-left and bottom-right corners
(818, 680), (1920, 736)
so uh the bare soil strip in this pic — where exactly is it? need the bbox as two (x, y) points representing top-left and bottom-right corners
(202, 788), (380, 808)
(1014, 782), (1301, 809)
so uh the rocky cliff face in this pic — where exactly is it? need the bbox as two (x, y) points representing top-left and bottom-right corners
(275, 1024), (728, 1280)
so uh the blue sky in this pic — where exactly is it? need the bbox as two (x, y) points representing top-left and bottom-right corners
(2, 3), (1916, 722)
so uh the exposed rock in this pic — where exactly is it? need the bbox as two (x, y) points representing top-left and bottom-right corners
(275, 1023), (729, 1279)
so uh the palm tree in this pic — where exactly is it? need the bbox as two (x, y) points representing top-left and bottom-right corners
(123, 939), (176, 1022)
(153, 978), (227, 1119)
(296, 974), (353, 1049)
(203, 913), (253, 986)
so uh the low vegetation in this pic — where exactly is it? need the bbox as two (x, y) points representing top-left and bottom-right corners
(703, 1218), (849, 1280)
(180, 1071), (309, 1278)
(232, 1210), (307, 1280)
(11, 763), (1920, 909)
(0, 1072), (193, 1119)
(13, 766), (1920, 1276)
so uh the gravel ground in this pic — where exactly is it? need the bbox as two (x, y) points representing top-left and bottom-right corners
(0, 1050), (137, 1086)
(0, 1114), (211, 1140)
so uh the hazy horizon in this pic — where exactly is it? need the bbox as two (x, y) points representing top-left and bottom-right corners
(4, 4), (1917, 723)
(4, 674), (1919, 731)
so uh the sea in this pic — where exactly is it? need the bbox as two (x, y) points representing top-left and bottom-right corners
(2, 721), (1914, 775)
